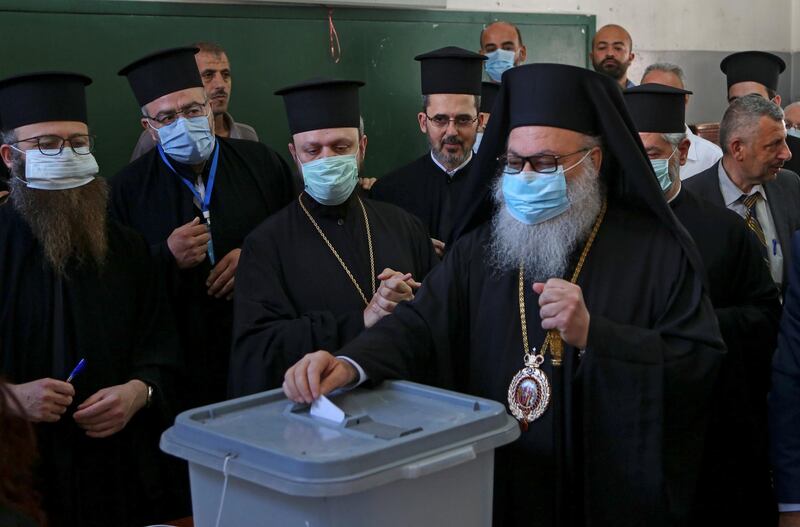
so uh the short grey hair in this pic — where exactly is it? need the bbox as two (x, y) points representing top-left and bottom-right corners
(642, 62), (686, 87)
(662, 132), (687, 148)
(421, 94), (481, 115)
(1, 130), (16, 145)
(785, 101), (800, 113)
(583, 134), (603, 151)
(719, 94), (784, 154)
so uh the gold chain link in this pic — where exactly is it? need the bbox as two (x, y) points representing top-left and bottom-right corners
(298, 193), (376, 306)
(518, 199), (607, 366)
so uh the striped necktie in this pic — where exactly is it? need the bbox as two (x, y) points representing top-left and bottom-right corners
(740, 192), (769, 261)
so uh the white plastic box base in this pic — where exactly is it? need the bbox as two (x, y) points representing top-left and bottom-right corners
(189, 450), (495, 527)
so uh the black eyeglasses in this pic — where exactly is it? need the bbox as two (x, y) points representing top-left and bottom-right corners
(425, 114), (479, 129)
(498, 148), (590, 174)
(145, 101), (209, 126)
(11, 134), (96, 156)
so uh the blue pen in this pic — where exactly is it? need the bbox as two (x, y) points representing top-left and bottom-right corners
(66, 358), (86, 383)
(773, 239), (778, 256)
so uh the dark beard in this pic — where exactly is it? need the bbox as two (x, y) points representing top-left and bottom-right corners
(592, 58), (628, 81)
(10, 176), (109, 276)
(430, 133), (470, 168)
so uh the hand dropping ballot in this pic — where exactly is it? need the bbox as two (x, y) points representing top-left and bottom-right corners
(310, 394), (346, 423)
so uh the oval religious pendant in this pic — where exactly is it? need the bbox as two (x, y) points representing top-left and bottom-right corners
(507, 351), (551, 426)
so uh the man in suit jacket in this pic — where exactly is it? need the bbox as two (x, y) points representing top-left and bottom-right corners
(770, 230), (800, 526)
(685, 94), (800, 290)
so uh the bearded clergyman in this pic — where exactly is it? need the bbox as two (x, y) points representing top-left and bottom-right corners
(281, 64), (726, 526)
(0, 72), (179, 526)
(370, 47), (486, 255)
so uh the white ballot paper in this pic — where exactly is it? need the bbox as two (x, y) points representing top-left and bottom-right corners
(310, 395), (346, 423)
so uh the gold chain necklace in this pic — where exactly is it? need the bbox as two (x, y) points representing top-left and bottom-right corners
(507, 199), (607, 427)
(298, 193), (376, 306)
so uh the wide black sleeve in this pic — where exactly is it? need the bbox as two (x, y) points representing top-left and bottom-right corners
(770, 231), (800, 504)
(125, 230), (180, 423)
(108, 170), (177, 266)
(228, 233), (367, 397)
(715, 221), (781, 397)
(581, 247), (725, 524)
(407, 214), (440, 277)
(334, 232), (472, 389)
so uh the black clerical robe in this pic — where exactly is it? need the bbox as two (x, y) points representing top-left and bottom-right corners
(335, 204), (725, 527)
(371, 152), (474, 243)
(229, 192), (439, 397)
(0, 163), (8, 194)
(0, 206), (179, 527)
(670, 188), (781, 523)
(109, 137), (295, 409)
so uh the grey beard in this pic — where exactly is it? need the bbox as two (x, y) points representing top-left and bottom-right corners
(10, 175), (109, 276)
(487, 163), (604, 282)
(430, 134), (471, 168)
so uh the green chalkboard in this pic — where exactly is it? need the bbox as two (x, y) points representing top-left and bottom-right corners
(0, 1), (594, 178)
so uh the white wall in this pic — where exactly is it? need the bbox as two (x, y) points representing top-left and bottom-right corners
(445, 0), (800, 118)
(446, 0), (794, 52)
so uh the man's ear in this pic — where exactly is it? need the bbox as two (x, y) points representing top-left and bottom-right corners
(417, 112), (428, 134)
(773, 94), (783, 107)
(517, 45), (527, 65)
(678, 138), (691, 166)
(359, 134), (368, 162)
(287, 142), (299, 166)
(589, 146), (603, 176)
(730, 138), (746, 162)
(0, 144), (14, 169)
(142, 118), (160, 144)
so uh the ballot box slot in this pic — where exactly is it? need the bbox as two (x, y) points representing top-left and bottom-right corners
(287, 403), (423, 440)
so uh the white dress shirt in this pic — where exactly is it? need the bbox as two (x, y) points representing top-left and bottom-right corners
(430, 150), (473, 179)
(718, 162), (783, 285)
(680, 126), (722, 180)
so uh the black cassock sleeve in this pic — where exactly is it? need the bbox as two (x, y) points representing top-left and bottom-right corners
(229, 234), (367, 396)
(580, 256), (724, 524)
(714, 223), (781, 396)
(124, 229), (181, 423)
(338, 230), (725, 526)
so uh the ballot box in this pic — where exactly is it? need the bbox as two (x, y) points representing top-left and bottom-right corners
(160, 380), (520, 527)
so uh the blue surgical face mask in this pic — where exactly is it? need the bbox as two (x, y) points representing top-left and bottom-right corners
(11, 146), (98, 191)
(302, 153), (359, 206)
(151, 111), (215, 164)
(501, 150), (591, 225)
(473, 132), (484, 153)
(485, 49), (516, 82)
(788, 128), (800, 139)
(650, 149), (677, 193)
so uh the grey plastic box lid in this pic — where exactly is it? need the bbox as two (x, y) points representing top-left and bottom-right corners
(161, 380), (520, 497)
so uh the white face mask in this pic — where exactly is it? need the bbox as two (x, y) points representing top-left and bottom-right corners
(12, 146), (98, 190)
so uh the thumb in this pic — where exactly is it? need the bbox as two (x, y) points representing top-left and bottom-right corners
(377, 267), (398, 281)
(532, 282), (545, 295)
(189, 217), (201, 227)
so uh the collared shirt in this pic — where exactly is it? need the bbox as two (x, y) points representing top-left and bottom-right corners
(718, 161), (783, 284)
(129, 112), (259, 162)
(625, 79), (636, 88)
(680, 125), (723, 180)
(430, 150), (473, 179)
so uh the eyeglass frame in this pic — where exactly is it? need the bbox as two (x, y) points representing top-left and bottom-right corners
(497, 148), (592, 174)
(9, 134), (96, 156)
(143, 99), (211, 127)
(424, 113), (480, 129)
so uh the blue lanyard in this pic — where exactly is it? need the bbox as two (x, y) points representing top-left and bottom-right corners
(157, 142), (220, 265)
